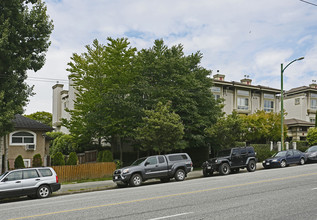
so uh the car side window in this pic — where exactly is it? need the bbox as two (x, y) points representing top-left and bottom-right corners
(293, 151), (300, 156)
(146, 157), (158, 165)
(158, 156), (165, 163)
(232, 149), (239, 156)
(38, 169), (53, 177)
(23, 170), (39, 179)
(5, 171), (23, 181)
(287, 151), (293, 157)
(240, 148), (247, 155)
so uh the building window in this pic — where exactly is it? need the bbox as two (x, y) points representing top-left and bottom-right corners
(10, 131), (36, 145)
(311, 99), (317, 110)
(214, 94), (221, 100)
(237, 97), (249, 110)
(264, 93), (274, 112)
(264, 100), (274, 112)
(310, 118), (316, 123)
(237, 90), (249, 110)
(211, 86), (221, 93)
(23, 159), (31, 168)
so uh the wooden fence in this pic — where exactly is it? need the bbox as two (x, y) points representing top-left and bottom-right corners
(52, 162), (116, 182)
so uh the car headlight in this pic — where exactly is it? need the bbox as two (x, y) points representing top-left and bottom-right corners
(122, 169), (129, 174)
(262, 160), (265, 163)
(215, 159), (218, 163)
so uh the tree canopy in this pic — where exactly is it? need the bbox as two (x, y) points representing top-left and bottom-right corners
(0, 0), (53, 137)
(24, 111), (52, 127)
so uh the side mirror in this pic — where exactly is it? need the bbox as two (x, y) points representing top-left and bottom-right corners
(144, 161), (150, 166)
(3, 177), (8, 182)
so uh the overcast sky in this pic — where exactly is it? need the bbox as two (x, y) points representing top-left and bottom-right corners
(25, 0), (317, 114)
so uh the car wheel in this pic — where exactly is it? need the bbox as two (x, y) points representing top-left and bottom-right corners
(116, 182), (128, 188)
(203, 167), (211, 177)
(247, 160), (256, 172)
(37, 185), (51, 199)
(174, 169), (186, 181)
(219, 163), (230, 175)
(280, 160), (287, 168)
(299, 157), (305, 165)
(129, 174), (142, 187)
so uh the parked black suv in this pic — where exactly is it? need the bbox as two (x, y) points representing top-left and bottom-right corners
(202, 147), (257, 176)
(113, 153), (193, 187)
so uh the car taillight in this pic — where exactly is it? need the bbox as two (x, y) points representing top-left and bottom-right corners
(56, 175), (59, 183)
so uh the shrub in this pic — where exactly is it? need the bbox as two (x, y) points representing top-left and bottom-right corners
(97, 150), (113, 162)
(67, 152), (78, 165)
(291, 141), (309, 152)
(14, 155), (25, 169)
(32, 154), (42, 167)
(114, 159), (122, 169)
(252, 144), (277, 162)
(52, 152), (65, 166)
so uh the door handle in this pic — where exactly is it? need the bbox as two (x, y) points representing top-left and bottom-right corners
(15, 181), (21, 183)
(155, 165), (159, 167)
(35, 179), (41, 181)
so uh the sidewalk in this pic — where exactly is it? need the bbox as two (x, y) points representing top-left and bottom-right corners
(55, 163), (263, 196)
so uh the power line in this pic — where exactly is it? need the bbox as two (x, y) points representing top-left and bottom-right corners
(299, 0), (317, 6)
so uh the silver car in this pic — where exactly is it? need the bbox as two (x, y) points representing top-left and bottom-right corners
(0, 167), (60, 199)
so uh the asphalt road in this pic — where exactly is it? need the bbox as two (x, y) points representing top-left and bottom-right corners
(1, 163), (317, 220)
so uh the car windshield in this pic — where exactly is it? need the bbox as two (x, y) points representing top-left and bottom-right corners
(306, 146), (317, 153)
(130, 157), (146, 166)
(0, 172), (8, 180)
(273, 151), (287, 157)
(217, 149), (232, 157)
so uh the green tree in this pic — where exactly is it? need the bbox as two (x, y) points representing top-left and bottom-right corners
(50, 134), (78, 156)
(65, 38), (138, 161)
(243, 110), (284, 143)
(32, 154), (42, 167)
(0, 0), (53, 172)
(205, 111), (246, 153)
(97, 150), (113, 162)
(134, 39), (222, 149)
(135, 102), (185, 154)
(14, 155), (25, 169)
(307, 127), (317, 146)
(24, 111), (52, 127)
(52, 152), (65, 166)
(66, 152), (78, 165)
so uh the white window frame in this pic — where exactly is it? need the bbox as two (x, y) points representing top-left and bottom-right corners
(263, 93), (275, 112)
(10, 131), (36, 146)
(23, 159), (31, 168)
(311, 98), (317, 110)
(237, 97), (249, 110)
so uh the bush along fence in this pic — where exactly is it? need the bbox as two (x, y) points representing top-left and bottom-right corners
(52, 162), (116, 182)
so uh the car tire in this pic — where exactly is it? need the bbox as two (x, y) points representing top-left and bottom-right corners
(280, 160), (287, 168)
(247, 160), (256, 172)
(129, 174), (142, 187)
(219, 163), (230, 175)
(174, 169), (186, 181)
(116, 182), (128, 188)
(37, 185), (51, 199)
(299, 157), (305, 165)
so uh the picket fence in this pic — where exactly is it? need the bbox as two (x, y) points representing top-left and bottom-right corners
(52, 162), (116, 182)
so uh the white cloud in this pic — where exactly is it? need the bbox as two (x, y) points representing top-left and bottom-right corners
(24, 0), (317, 114)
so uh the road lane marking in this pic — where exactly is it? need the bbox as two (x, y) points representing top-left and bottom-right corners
(148, 212), (194, 220)
(8, 172), (317, 220)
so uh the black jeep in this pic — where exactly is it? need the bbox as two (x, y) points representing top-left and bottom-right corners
(202, 147), (257, 176)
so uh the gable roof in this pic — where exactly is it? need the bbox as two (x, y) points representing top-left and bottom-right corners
(284, 118), (314, 127)
(13, 114), (53, 131)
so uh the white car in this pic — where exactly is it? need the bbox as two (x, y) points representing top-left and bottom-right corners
(0, 167), (60, 199)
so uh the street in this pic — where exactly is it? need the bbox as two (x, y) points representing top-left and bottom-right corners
(1, 163), (317, 220)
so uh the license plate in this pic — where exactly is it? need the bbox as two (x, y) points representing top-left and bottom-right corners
(115, 176), (118, 180)
(207, 166), (211, 169)
(266, 163), (270, 165)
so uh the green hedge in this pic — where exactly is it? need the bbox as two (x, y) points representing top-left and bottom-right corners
(14, 155), (25, 169)
(252, 144), (277, 162)
(32, 154), (42, 167)
(291, 141), (309, 152)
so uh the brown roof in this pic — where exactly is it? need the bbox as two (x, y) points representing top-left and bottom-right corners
(284, 118), (314, 127)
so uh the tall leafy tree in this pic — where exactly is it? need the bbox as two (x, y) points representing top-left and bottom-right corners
(65, 38), (138, 160)
(307, 127), (317, 146)
(134, 39), (222, 149)
(0, 0), (53, 172)
(24, 111), (52, 127)
(135, 102), (185, 154)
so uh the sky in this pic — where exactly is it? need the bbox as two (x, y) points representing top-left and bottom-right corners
(25, 0), (317, 114)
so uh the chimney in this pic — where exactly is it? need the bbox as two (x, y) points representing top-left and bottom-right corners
(213, 70), (225, 81)
(310, 80), (317, 89)
(241, 75), (252, 85)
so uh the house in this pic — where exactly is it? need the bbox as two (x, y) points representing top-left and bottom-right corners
(284, 82), (317, 124)
(284, 118), (314, 141)
(212, 71), (281, 115)
(0, 114), (53, 171)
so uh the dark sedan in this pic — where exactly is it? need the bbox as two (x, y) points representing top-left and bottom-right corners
(262, 149), (306, 168)
(305, 145), (317, 162)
